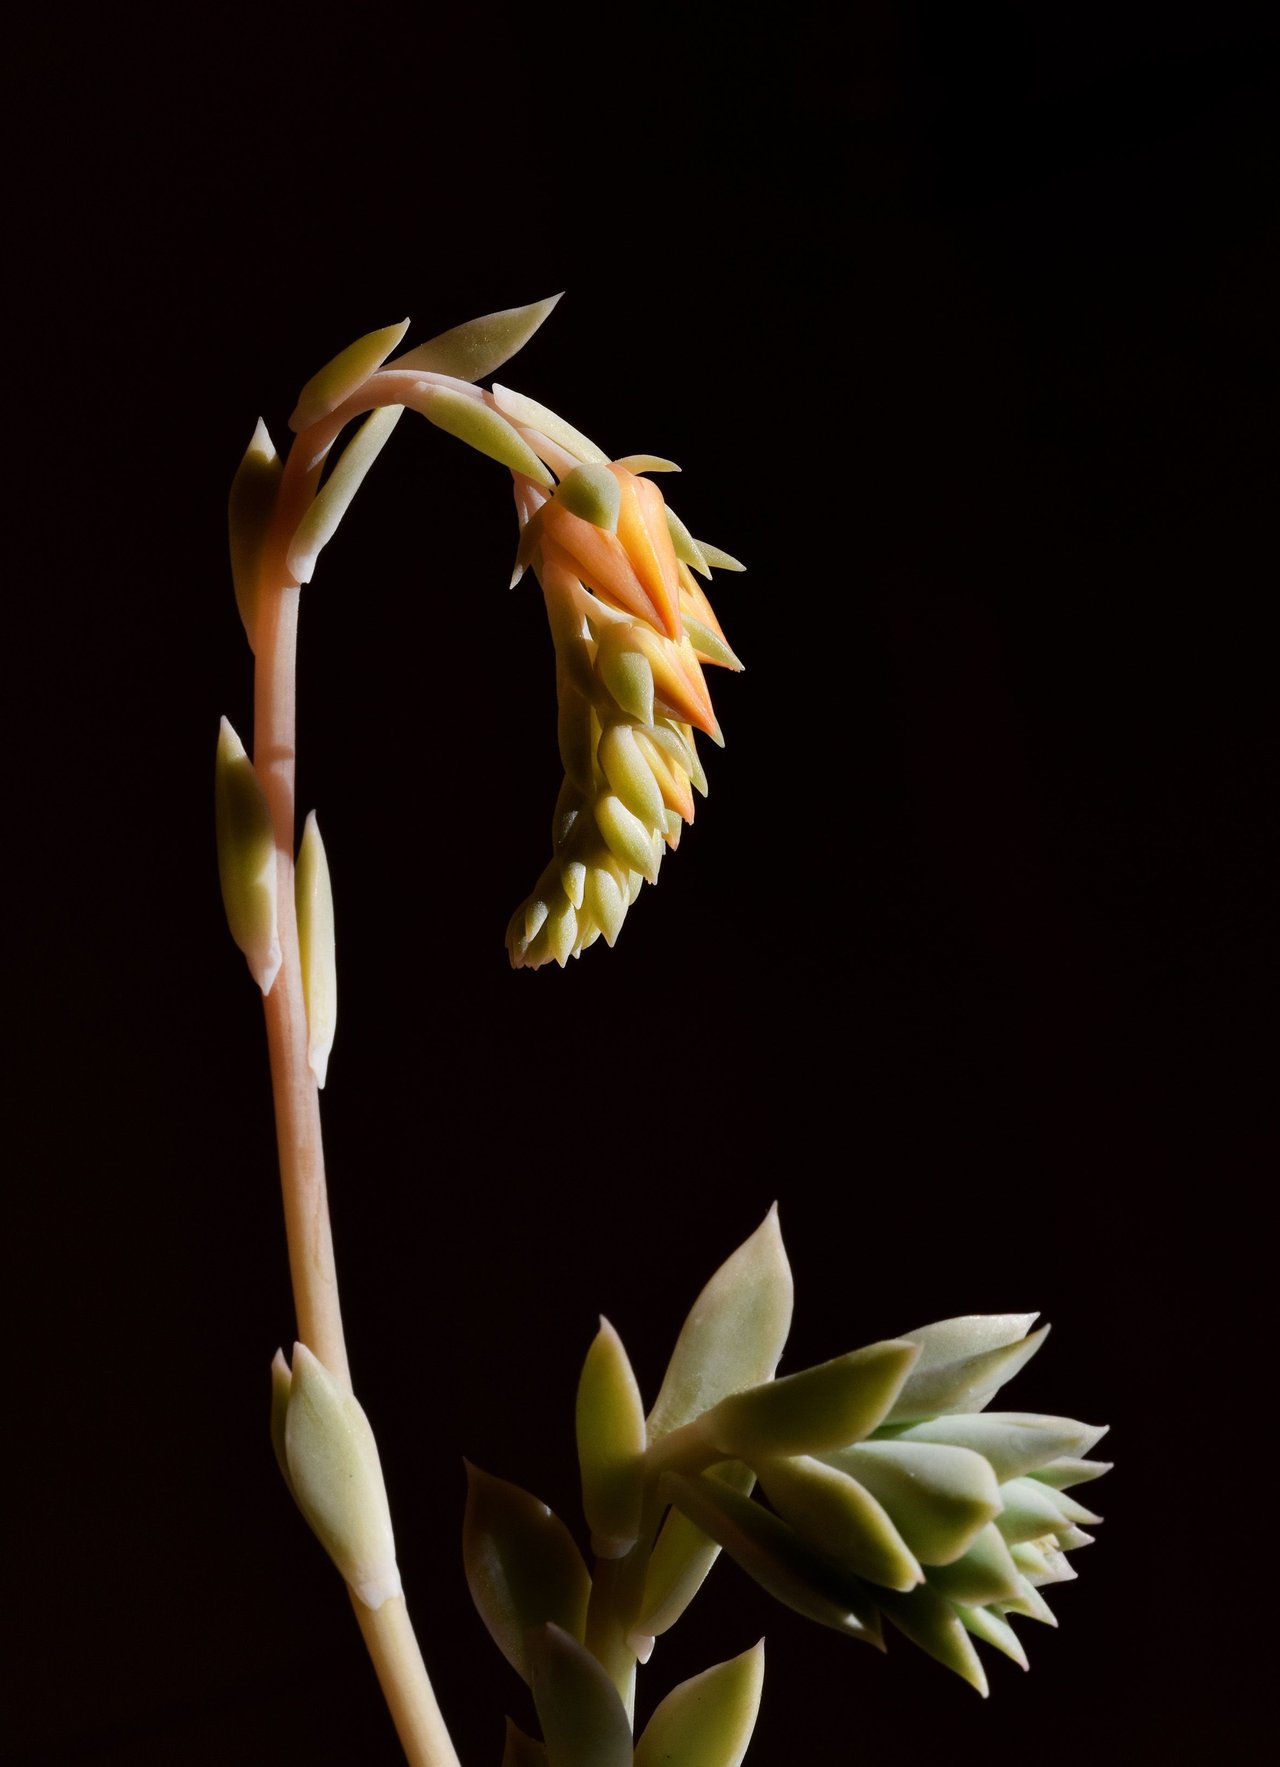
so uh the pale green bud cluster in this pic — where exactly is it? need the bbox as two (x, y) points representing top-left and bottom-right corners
(462, 1210), (1111, 1761)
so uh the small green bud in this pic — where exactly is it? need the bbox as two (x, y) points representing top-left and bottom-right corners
(281, 1344), (401, 1608)
(215, 717), (280, 994)
(295, 812), (336, 1088)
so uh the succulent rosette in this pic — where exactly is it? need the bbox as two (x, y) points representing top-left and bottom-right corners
(464, 1210), (1111, 1763)
(645, 1303), (1110, 1696)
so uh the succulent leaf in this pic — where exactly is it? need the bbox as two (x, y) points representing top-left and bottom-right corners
(631, 1462), (758, 1649)
(648, 1207), (794, 1441)
(389, 296), (562, 383)
(227, 417), (282, 647)
(526, 1624), (634, 1767)
(576, 1318), (647, 1558)
(295, 811), (336, 1087)
(822, 1441), (1002, 1566)
(698, 1340), (919, 1461)
(412, 386), (554, 488)
(289, 319), (410, 431)
(633, 1639), (765, 1767)
(462, 1464), (591, 1684)
(215, 716), (281, 994)
(287, 405), (404, 584)
(661, 1471), (883, 1645)
(755, 1456), (922, 1592)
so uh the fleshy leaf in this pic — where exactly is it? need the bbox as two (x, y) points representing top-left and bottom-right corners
(878, 1584), (989, 1696)
(633, 1639), (765, 1767)
(462, 1465), (591, 1684)
(491, 384), (608, 464)
(890, 1412), (1103, 1482)
(755, 1456), (922, 1592)
(413, 386), (554, 487)
(994, 1477), (1102, 1545)
(287, 405), (404, 584)
(289, 319), (410, 432)
(647, 1207), (794, 1440)
(923, 1523), (1023, 1606)
(698, 1340), (918, 1460)
(954, 1600), (1029, 1670)
(390, 296), (562, 383)
(885, 1320), (1051, 1423)
(631, 1463), (757, 1649)
(283, 1345), (401, 1608)
(576, 1318), (647, 1558)
(227, 417), (282, 647)
(296, 811), (336, 1087)
(1030, 1455), (1113, 1490)
(696, 541), (746, 572)
(270, 1348), (293, 1498)
(215, 716), (281, 994)
(660, 1471), (883, 1645)
(526, 1624), (633, 1767)
(665, 507), (710, 577)
(823, 1441), (1001, 1566)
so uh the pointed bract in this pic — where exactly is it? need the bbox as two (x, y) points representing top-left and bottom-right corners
(215, 716), (281, 994)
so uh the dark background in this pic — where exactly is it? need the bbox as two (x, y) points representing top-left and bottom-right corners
(9, 4), (1275, 1763)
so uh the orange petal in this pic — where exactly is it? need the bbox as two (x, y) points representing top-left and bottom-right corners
(610, 467), (684, 640)
(540, 500), (671, 633)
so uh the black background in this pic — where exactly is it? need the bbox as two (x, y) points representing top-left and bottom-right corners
(9, 3), (1276, 1763)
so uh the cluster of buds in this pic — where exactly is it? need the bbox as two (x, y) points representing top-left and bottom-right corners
(501, 446), (743, 968)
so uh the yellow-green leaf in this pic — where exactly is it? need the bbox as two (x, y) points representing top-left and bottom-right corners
(576, 1317), (646, 1558)
(289, 319), (410, 432)
(462, 1464), (591, 1685)
(390, 295), (562, 383)
(699, 1340), (918, 1461)
(228, 417), (282, 649)
(633, 1639), (765, 1767)
(413, 386), (554, 487)
(287, 405), (404, 584)
(215, 716), (280, 994)
(296, 811), (336, 1088)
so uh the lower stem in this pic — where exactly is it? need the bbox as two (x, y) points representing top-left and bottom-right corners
(254, 573), (459, 1767)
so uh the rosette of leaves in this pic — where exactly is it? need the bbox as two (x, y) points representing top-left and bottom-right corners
(462, 1211), (1110, 1761)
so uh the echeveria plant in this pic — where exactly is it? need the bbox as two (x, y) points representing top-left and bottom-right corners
(217, 300), (1110, 1764)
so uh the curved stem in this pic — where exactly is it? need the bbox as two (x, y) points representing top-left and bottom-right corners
(252, 498), (460, 1766)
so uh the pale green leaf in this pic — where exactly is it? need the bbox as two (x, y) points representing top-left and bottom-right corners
(755, 1456), (921, 1592)
(631, 1463), (757, 1648)
(576, 1318), (647, 1558)
(390, 295), (562, 383)
(824, 1441), (1001, 1566)
(287, 405), (404, 584)
(633, 1639), (765, 1767)
(885, 1322), (1051, 1423)
(954, 1600), (1029, 1669)
(660, 1471), (883, 1645)
(283, 1345), (400, 1608)
(296, 812), (336, 1088)
(526, 1624), (633, 1767)
(491, 383), (608, 463)
(923, 1523), (1022, 1606)
(699, 1340), (918, 1460)
(290, 319), (410, 431)
(648, 1208), (794, 1440)
(215, 716), (280, 994)
(228, 417), (282, 648)
(413, 386), (554, 487)
(889, 1411), (1102, 1481)
(878, 1584), (989, 1695)
(462, 1465), (591, 1685)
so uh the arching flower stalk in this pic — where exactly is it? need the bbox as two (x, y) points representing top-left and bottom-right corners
(217, 298), (745, 1766)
